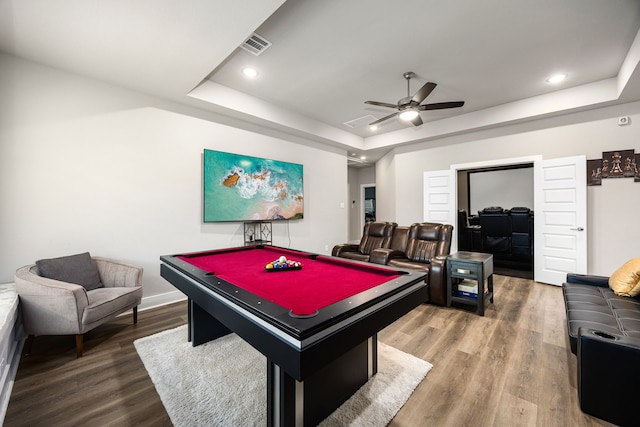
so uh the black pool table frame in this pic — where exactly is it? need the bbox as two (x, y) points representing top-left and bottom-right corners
(160, 246), (428, 426)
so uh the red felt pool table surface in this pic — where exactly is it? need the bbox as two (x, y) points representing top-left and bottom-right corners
(178, 245), (402, 316)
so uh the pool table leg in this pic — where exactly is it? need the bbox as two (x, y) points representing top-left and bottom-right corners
(187, 298), (192, 342)
(266, 336), (376, 427)
(189, 299), (232, 346)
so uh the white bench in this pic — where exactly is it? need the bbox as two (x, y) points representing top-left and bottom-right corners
(0, 284), (22, 425)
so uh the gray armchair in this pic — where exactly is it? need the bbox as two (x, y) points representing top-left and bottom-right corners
(15, 254), (143, 357)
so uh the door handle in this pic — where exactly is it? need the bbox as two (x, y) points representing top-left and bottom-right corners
(570, 227), (584, 231)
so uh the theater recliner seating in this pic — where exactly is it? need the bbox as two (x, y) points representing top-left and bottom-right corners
(562, 273), (640, 427)
(458, 209), (481, 252)
(478, 206), (511, 253)
(371, 222), (453, 305)
(331, 221), (397, 262)
(509, 207), (533, 261)
(334, 222), (453, 306)
(471, 206), (534, 270)
(376, 225), (411, 261)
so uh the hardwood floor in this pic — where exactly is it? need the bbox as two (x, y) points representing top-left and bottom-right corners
(6, 276), (615, 426)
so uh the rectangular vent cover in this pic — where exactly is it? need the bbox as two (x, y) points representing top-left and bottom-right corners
(240, 33), (272, 56)
(344, 115), (377, 128)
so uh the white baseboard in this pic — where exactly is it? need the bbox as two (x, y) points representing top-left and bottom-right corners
(138, 290), (186, 312)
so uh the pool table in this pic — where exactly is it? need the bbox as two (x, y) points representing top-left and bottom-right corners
(160, 245), (427, 426)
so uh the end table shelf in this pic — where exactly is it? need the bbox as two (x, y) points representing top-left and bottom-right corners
(244, 221), (272, 246)
(446, 252), (494, 316)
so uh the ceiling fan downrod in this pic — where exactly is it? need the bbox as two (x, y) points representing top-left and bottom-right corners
(403, 71), (415, 98)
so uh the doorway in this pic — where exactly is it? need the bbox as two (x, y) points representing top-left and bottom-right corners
(428, 155), (586, 285)
(360, 184), (376, 233)
(458, 164), (535, 279)
(453, 157), (538, 280)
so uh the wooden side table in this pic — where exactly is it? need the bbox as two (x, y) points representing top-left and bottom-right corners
(446, 252), (494, 316)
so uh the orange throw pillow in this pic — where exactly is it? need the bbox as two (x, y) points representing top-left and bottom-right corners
(609, 258), (640, 297)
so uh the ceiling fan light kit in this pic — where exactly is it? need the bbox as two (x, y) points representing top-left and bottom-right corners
(365, 71), (465, 127)
(399, 110), (419, 121)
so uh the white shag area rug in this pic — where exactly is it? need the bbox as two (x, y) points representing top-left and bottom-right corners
(134, 325), (432, 426)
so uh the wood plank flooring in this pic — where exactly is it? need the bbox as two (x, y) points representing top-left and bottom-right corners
(6, 276), (615, 426)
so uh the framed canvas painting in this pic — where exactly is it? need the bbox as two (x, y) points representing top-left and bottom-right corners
(602, 149), (635, 178)
(203, 149), (304, 222)
(587, 159), (602, 186)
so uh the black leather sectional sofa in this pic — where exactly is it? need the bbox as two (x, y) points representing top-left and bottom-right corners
(562, 273), (640, 427)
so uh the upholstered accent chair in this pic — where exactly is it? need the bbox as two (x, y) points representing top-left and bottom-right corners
(332, 221), (397, 262)
(15, 253), (143, 357)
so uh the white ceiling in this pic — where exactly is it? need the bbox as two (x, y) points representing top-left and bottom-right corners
(2, 0), (640, 166)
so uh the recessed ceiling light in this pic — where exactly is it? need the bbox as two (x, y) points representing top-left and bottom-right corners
(369, 125), (378, 131)
(399, 110), (419, 121)
(360, 156), (367, 160)
(242, 67), (259, 78)
(546, 73), (567, 84)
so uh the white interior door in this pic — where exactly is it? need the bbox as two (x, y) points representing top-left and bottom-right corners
(534, 155), (587, 285)
(423, 170), (453, 222)
(423, 170), (453, 224)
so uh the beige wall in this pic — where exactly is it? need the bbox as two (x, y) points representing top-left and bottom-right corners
(377, 102), (640, 275)
(3, 51), (639, 302)
(0, 54), (349, 306)
(375, 150), (396, 223)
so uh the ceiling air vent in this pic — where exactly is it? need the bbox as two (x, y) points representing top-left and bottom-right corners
(344, 115), (377, 128)
(240, 33), (272, 56)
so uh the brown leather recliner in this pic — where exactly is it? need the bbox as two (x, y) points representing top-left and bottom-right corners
(370, 222), (453, 305)
(385, 225), (411, 256)
(332, 221), (397, 262)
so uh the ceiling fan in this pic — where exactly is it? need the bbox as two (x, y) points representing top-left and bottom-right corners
(365, 72), (465, 127)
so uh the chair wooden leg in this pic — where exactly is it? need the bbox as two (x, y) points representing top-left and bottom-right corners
(24, 334), (35, 356)
(76, 334), (83, 358)
(133, 306), (138, 324)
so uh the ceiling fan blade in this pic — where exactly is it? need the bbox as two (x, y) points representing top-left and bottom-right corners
(410, 114), (423, 127)
(411, 82), (437, 104)
(369, 112), (399, 126)
(365, 100), (398, 109)
(419, 101), (465, 110)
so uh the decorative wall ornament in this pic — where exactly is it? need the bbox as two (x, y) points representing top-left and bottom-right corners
(602, 149), (635, 178)
(588, 149), (637, 186)
(587, 159), (602, 186)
